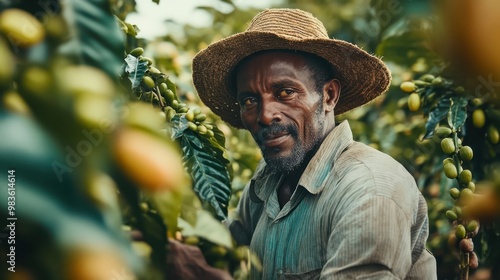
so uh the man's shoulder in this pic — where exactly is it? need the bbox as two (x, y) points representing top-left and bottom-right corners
(338, 141), (412, 179)
(333, 140), (419, 196)
(337, 141), (402, 168)
(323, 141), (422, 219)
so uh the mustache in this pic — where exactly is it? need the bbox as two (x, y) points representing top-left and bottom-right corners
(255, 123), (298, 144)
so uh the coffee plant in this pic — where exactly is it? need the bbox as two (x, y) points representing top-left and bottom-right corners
(399, 75), (486, 279)
(120, 45), (259, 276)
(0, 0), (256, 279)
(122, 46), (231, 221)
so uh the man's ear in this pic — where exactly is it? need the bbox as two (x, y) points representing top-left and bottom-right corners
(323, 79), (341, 113)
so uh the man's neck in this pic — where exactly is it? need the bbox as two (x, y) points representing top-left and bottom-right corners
(283, 120), (337, 190)
(277, 118), (337, 209)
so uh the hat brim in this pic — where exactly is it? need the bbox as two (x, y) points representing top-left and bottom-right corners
(192, 31), (391, 129)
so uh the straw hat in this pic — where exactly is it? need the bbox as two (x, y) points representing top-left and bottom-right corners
(192, 8), (391, 129)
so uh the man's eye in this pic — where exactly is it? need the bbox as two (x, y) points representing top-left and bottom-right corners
(242, 98), (257, 107)
(278, 89), (295, 99)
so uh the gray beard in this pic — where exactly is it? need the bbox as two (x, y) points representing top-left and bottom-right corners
(261, 114), (325, 174)
(263, 141), (308, 174)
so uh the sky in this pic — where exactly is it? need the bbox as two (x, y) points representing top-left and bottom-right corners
(126, 0), (279, 40)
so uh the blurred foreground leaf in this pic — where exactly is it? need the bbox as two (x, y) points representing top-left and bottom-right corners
(59, 0), (124, 78)
(0, 110), (140, 273)
(376, 18), (438, 67)
(178, 210), (233, 249)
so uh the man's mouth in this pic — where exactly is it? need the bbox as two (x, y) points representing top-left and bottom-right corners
(255, 124), (298, 150)
(260, 132), (290, 148)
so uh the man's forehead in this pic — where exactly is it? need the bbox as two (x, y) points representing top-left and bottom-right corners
(238, 50), (308, 68)
(235, 51), (309, 79)
(230, 50), (326, 97)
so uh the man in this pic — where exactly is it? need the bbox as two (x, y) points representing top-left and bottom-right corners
(192, 8), (437, 279)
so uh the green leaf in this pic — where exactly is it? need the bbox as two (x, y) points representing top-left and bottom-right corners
(421, 87), (437, 116)
(211, 124), (226, 148)
(124, 54), (148, 89)
(165, 77), (178, 96)
(170, 114), (190, 140)
(178, 210), (233, 248)
(59, 0), (125, 78)
(139, 204), (168, 269)
(150, 188), (184, 237)
(152, 0), (160, 4)
(207, 138), (230, 166)
(179, 188), (200, 227)
(372, 0), (432, 15)
(181, 132), (231, 221)
(423, 98), (451, 139)
(220, 0), (235, 5)
(447, 96), (468, 131)
(205, 124), (230, 166)
(376, 31), (434, 66)
(195, 6), (222, 16)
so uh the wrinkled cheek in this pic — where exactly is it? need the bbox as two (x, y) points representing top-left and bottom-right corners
(240, 113), (253, 130)
(302, 122), (322, 149)
(241, 114), (262, 141)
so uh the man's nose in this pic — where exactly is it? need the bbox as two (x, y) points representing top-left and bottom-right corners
(257, 100), (282, 126)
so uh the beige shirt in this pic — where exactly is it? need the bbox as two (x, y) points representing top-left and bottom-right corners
(228, 121), (437, 279)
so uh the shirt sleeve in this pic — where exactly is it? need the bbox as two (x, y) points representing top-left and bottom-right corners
(225, 160), (268, 245)
(226, 180), (267, 246)
(320, 195), (412, 279)
(224, 180), (253, 245)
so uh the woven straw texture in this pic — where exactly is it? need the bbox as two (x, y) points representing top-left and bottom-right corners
(192, 8), (391, 129)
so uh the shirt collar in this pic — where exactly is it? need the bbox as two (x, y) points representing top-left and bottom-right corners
(298, 120), (353, 194)
(249, 120), (354, 201)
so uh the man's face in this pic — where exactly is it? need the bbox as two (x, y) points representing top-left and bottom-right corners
(236, 51), (327, 173)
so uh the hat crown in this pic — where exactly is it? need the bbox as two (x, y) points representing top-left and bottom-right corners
(247, 8), (329, 40)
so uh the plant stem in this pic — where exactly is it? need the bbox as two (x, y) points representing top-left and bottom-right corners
(154, 86), (165, 109)
(453, 132), (462, 175)
(453, 131), (469, 280)
(460, 251), (469, 280)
